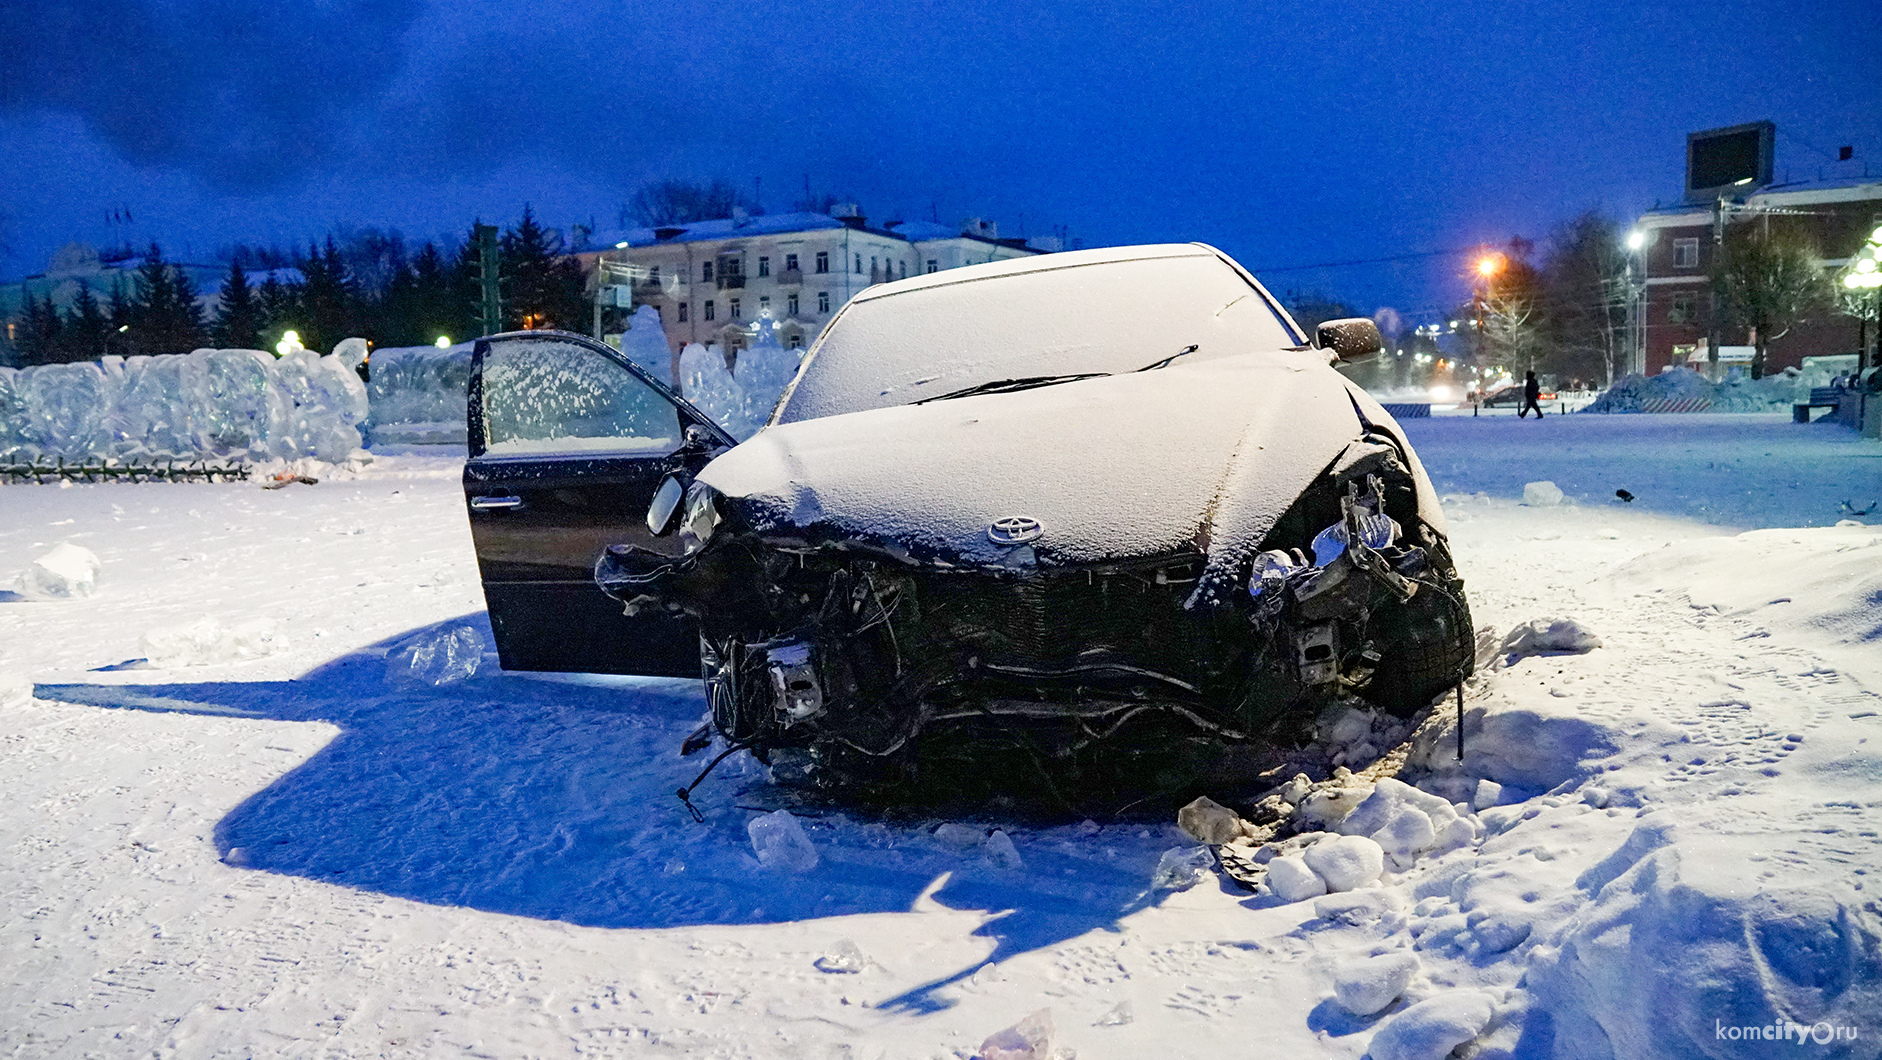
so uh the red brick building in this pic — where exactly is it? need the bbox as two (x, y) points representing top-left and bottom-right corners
(1631, 176), (1882, 375)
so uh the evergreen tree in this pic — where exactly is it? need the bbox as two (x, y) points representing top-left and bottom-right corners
(502, 205), (587, 332)
(256, 271), (304, 346)
(61, 285), (110, 362)
(16, 292), (63, 366)
(212, 259), (261, 349)
(299, 238), (358, 351)
(129, 243), (205, 354)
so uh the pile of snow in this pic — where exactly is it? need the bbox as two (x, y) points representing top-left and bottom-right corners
(0, 672), (31, 709)
(13, 542), (101, 599)
(140, 617), (290, 667)
(1521, 480), (1564, 506)
(0, 342), (367, 462)
(1604, 523), (1882, 688)
(365, 341), (473, 445)
(1583, 367), (1801, 413)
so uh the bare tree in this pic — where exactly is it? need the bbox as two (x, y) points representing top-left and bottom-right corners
(622, 179), (761, 228)
(1538, 212), (1627, 386)
(1712, 224), (1828, 379)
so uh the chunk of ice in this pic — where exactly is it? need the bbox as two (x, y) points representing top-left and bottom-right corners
(933, 822), (985, 849)
(813, 938), (866, 973)
(747, 809), (819, 873)
(984, 829), (1026, 871)
(1094, 1001), (1133, 1027)
(979, 1007), (1056, 1060)
(1522, 480), (1565, 506)
(1332, 952), (1420, 1016)
(384, 625), (483, 686)
(1150, 845), (1214, 891)
(0, 672), (31, 709)
(15, 542), (101, 599)
(141, 617), (289, 667)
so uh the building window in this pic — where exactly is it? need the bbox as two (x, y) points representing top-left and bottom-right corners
(1673, 238), (1700, 269)
(721, 257), (740, 277)
(786, 253), (800, 272)
(899, 260), (907, 278)
(814, 251), (829, 273)
(759, 295), (770, 311)
(818, 291), (830, 313)
(788, 293), (799, 316)
(758, 256), (770, 278)
(926, 259), (938, 274)
(648, 264), (660, 283)
(702, 261), (714, 282)
(729, 298), (741, 319)
(1669, 294), (1696, 324)
(787, 334), (803, 350)
(678, 302), (689, 322)
(704, 300), (715, 321)
(854, 255), (862, 274)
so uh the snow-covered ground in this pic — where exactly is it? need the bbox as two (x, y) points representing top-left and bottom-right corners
(1, 414), (1879, 1058)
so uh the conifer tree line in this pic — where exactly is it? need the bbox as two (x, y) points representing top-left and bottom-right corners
(9, 206), (587, 366)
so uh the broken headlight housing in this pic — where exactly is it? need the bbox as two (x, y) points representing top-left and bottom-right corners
(679, 481), (723, 555)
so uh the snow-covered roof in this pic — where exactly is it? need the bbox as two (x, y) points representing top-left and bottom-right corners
(593, 212), (869, 249)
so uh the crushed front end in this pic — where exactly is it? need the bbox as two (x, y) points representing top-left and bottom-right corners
(594, 425), (1474, 791)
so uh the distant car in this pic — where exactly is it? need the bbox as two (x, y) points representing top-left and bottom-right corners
(1479, 383), (1555, 407)
(462, 244), (1475, 790)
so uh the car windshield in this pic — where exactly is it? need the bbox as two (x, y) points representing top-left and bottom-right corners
(774, 247), (1303, 423)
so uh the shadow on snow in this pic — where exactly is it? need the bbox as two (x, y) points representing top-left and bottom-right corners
(34, 614), (1179, 1012)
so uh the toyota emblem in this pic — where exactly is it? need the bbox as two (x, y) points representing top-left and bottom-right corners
(987, 516), (1044, 546)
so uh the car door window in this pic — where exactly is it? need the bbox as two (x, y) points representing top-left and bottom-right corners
(480, 337), (680, 456)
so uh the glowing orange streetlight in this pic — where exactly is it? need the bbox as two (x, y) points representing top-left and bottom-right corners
(1476, 253), (1505, 279)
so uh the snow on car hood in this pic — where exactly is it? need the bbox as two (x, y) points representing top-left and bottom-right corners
(696, 352), (1366, 573)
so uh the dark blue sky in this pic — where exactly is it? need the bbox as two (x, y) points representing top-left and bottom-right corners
(4, 0), (1878, 321)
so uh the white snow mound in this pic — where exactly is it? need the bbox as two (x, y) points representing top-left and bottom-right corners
(1333, 951), (1420, 1016)
(1522, 480), (1565, 506)
(1366, 989), (1496, 1060)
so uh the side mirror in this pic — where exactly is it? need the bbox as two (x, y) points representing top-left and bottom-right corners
(1316, 318), (1383, 364)
(647, 474), (686, 535)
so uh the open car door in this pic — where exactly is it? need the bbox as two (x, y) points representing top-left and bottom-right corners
(463, 330), (735, 676)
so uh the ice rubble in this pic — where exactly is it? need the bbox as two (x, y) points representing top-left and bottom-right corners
(978, 1007), (1061, 1060)
(0, 343), (367, 462)
(1367, 990), (1497, 1060)
(140, 617), (289, 667)
(14, 542), (101, 599)
(1332, 951), (1421, 1016)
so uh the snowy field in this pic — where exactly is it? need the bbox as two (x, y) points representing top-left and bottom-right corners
(1, 413), (1880, 1059)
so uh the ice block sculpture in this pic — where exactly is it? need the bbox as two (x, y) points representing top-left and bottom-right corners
(0, 343), (367, 463)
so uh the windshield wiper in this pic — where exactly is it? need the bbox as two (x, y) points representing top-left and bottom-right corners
(1134, 344), (1200, 372)
(913, 373), (1109, 404)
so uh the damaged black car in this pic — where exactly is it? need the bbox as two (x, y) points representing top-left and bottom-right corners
(462, 244), (1473, 799)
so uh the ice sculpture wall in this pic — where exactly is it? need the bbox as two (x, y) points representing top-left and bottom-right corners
(0, 340), (368, 463)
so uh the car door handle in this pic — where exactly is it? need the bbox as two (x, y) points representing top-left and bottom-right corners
(469, 494), (526, 511)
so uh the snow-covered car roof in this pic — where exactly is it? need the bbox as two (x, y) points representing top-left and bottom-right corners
(773, 243), (1307, 424)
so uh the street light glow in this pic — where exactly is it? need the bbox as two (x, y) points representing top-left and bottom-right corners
(1625, 231), (1645, 250)
(435, 335), (452, 348)
(1476, 254), (1505, 278)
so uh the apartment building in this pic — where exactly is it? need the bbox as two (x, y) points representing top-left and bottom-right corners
(586, 206), (1046, 355)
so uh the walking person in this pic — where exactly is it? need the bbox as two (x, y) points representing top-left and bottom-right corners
(1518, 370), (1544, 419)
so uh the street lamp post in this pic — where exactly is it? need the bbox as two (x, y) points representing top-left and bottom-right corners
(1625, 230), (1647, 378)
(1837, 224), (1882, 375)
